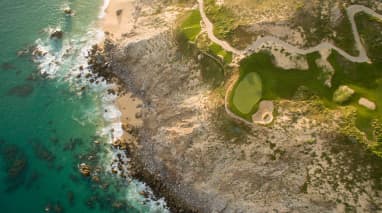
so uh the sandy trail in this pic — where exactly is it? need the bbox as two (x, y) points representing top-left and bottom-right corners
(198, 0), (382, 63)
(197, 0), (382, 125)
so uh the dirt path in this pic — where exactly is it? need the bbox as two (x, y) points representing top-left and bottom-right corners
(197, 0), (244, 55)
(198, 0), (382, 63)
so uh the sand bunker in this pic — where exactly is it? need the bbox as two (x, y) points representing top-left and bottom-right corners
(252, 100), (274, 125)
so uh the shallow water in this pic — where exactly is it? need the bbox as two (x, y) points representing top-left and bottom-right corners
(0, 0), (168, 212)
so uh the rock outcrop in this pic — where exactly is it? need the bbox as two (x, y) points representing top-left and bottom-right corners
(359, 97), (376, 110)
(333, 85), (355, 104)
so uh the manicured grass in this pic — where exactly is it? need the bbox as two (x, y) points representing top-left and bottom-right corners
(232, 72), (262, 115)
(208, 43), (233, 63)
(230, 49), (382, 156)
(178, 10), (226, 87)
(329, 52), (382, 138)
(239, 52), (332, 101)
(179, 6), (233, 65)
(229, 51), (331, 120)
(180, 10), (202, 41)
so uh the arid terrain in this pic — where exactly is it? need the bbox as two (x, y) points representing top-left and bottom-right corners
(93, 0), (382, 212)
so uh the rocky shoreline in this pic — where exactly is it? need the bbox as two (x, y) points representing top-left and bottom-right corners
(129, 154), (199, 213)
(88, 30), (209, 212)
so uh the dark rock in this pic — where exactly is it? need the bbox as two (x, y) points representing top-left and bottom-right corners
(32, 48), (47, 57)
(0, 143), (28, 191)
(107, 88), (116, 95)
(26, 73), (38, 81)
(50, 30), (64, 39)
(8, 159), (27, 178)
(7, 84), (34, 97)
(91, 175), (100, 183)
(64, 7), (73, 15)
(52, 202), (64, 213)
(1, 62), (15, 70)
(31, 141), (55, 162)
(112, 201), (124, 209)
(79, 163), (91, 176)
(135, 112), (142, 119)
(63, 138), (82, 151)
(67, 191), (74, 205)
(25, 171), (40, 189)
(116, 9), (123, 16)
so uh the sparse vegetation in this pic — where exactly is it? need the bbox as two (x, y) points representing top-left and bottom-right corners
(204, 0), (237, 39)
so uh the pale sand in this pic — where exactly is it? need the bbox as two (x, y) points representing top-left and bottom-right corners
(115, 92), (143, 127)
(252, 100), (274, 125)
(100, 0), (137, 39)
(115, 92), (143, 147)
(99, 0), (143, 141)
(358, 97), (376, 111)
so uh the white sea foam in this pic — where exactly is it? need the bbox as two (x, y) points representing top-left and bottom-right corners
(98, 0), (110, 19)
(30, 3), (170, 211)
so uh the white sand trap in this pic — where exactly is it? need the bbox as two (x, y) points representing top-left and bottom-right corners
(358, 97), (376, 111)
(252, 100), (274, 125)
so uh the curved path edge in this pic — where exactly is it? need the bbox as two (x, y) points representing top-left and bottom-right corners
(198, 0), (382, 125)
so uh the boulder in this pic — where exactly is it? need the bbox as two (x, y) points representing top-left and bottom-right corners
(112, 139), (121, 148)
(358, 97), (376, 111)
(333, 85), (354, 104)
(50, 30), (63, 39)
(116, 9), (123, 16)
(79, 163), (91, 176)
(64, 7), (73, 15)
(91, 175), (100, 183)
(7, 84), (34, 97)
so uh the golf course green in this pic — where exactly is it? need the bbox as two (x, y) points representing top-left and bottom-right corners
(232, 72), (263, 115)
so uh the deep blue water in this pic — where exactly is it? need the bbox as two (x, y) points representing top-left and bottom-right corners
(0, 0), (168, 212)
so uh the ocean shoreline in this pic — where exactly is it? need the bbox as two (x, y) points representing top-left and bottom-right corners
(97, 0), (186, 211)
(95, 0), (204, 211)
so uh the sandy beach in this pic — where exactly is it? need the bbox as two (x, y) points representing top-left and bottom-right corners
(100, 0), (136, 39)
(115, 92), (143, 127)
(98, 0), (144, 149)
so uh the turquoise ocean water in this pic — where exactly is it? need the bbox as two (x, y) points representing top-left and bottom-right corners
(0, 0), (168, 212)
